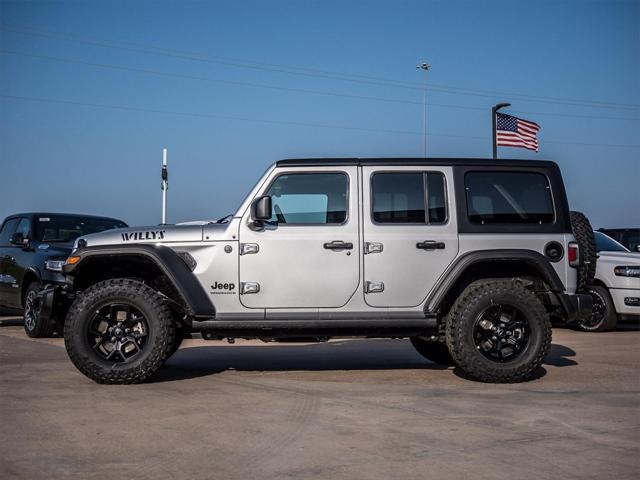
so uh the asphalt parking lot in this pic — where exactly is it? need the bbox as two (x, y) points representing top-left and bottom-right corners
(1, 316), (639, 480)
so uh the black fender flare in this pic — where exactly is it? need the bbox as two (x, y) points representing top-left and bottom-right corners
(424, 249), (565, 314)
(63, 244), (215, 317)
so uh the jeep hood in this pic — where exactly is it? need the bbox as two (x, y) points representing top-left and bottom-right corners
(74, 222), (233, 249)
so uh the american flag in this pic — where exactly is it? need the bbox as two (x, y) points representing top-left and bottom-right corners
(496, 113), (540, 152)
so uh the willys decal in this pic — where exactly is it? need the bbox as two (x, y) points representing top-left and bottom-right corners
(121, 230), (166, 241)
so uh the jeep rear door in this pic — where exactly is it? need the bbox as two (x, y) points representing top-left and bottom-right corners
(238, 166), (360, 309)
(361, 166), (459, 308)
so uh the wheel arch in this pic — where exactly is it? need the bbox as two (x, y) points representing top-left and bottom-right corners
(64, 244), (215, 319)
(425, 249), (565, 316)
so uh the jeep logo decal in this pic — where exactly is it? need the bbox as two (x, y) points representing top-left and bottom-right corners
(211, 281), (235, 291)
(121, 230), (166, 241)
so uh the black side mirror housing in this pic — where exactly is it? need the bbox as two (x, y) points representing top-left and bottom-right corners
(251, 196), (272, 221)
(10, 232), (29, 248)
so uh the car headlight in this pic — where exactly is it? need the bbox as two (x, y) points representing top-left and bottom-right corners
(614, 266), (640, 278)
(44, 260), (66, 272)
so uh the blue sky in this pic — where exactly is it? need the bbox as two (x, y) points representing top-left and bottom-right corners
(1, 0), (638, 228)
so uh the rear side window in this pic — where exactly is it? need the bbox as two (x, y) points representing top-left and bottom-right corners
(265, 172), (348, 225)
(465, 172), (554, 224)
(371, 172), (447, 224)
(0, 218), (20, 246)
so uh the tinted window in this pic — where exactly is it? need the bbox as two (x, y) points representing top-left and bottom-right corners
(265, 173), (348, 225)
(16, 218), (31, 238)
(594, 232), (629, 252)
(372, 172), (447, 224)
(0, 218), (20, 245)
(427, 172), (447, 224)
(372, 173), (425, 223)
(34, 216), (127, 242)
(465, 172), (554, 224)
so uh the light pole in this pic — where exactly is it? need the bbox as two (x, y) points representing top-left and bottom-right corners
(492, 103), (511, 159)
(416, 62), (431, 157)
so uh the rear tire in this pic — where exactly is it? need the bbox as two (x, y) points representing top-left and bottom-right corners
(446, 279), (551, 383)
(64, 279), (175, 384)
(23, 282), (56, 338)
(570, 211), (597, 291)
(578, 285), (618, 332)
(410, 337), (454, 366)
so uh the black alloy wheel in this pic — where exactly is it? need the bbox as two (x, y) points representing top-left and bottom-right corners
(473, 304), (530, 363)
(87, 303), (149, 363)
(24, 288), (40, 333)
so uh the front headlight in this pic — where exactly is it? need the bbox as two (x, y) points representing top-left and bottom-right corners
(614, 266), (640, 278)
(44, 260), (66, 272)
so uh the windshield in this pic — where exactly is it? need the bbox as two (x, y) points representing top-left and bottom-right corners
(34, 215), (127, 242)
(594, 231), (630, 253)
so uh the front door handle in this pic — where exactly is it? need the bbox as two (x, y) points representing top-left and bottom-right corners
(323, 240), (353, 250)
(416, 240), (445, 250)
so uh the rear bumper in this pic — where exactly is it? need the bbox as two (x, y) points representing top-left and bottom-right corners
(558, 293), (593, 324)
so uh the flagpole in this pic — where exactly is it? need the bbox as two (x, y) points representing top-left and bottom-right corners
(161, 148), (168, 225)
(492, 103), (511, 159)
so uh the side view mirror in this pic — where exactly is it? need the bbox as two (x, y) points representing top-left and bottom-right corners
(10, 232), (29, 248)
(636, 245), (640, 253)
(251, 195), (272, 221)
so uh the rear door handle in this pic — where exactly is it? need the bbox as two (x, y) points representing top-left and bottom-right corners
(416, 241), (445, 250)
(323, 241), (353, 250)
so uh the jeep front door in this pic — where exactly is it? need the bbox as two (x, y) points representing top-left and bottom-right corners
(362, 166), (459, 307)
(239, 167), (360, 309)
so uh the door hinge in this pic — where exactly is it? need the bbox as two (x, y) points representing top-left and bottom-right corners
(240, 282), (260, 294)
(364, 242), (383, 254)
(364, 281), (384, 293)
(240, 243), (259, 255)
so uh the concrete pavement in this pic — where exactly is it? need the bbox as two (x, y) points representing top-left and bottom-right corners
(1, 317), (639, 479)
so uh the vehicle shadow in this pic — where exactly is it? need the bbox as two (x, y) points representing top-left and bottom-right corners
(152, 339), (448, 383)
(451, 343), (576, 383)
(0, 317), (23, 327)
(152, 339), (577, 384)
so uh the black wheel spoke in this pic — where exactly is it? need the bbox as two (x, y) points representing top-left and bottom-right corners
(87, 303), (149, 364)
(474, 303), (530, 363)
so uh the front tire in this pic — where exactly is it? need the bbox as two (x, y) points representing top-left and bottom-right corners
(446, 279), (551, 383)
(578, 285), (618, 332)
(23, 282), (56, 338)
(64, 279), (175, 384)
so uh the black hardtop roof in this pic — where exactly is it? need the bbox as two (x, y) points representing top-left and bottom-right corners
(276, 158), (558, 168)
(5, 212), (126, 222)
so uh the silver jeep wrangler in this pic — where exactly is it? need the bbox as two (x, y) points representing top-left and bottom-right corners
(57, 158), (593, 384)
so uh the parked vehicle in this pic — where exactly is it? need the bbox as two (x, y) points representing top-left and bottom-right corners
(0, 213), (127, 336)
(578, 231), (640, 332)
(598, 228), (640, 252)
(56, 158), (593, 384)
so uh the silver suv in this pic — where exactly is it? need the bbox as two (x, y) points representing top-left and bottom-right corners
(54, 158), (593, 384)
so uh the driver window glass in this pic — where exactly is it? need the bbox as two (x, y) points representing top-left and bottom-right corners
(0, 218), (20, 246)
(265, 173), (348, 225)
(16, 218), (31, 238)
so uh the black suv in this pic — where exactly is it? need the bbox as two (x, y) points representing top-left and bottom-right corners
(0, 213), (127, 337)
